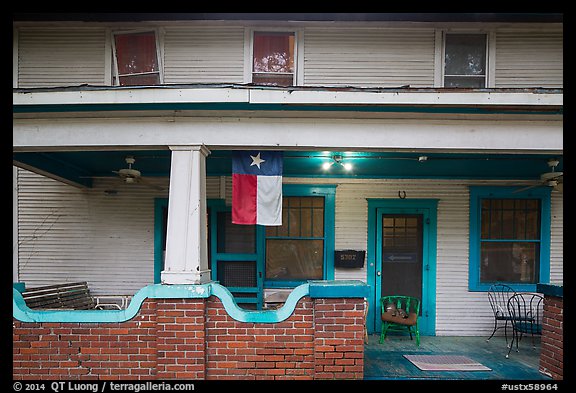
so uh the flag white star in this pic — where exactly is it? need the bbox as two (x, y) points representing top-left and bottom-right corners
(250, 152), (266, 169)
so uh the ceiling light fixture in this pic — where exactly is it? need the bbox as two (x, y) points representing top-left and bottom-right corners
(323, 155), (353, 171)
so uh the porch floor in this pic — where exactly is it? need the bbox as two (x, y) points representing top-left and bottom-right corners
(364, 334), (550, 380)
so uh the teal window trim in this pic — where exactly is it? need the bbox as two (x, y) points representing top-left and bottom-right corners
(156, 198), (227, 285)
(208, 199), (227, 208)
(468, 186), (551, 292)
(156, 186), (336, 298)
(153, 198), (169, 284)
(264, 184), (336, 288)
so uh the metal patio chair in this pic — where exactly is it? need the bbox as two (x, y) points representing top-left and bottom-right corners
(379, 295), (420, 346)
(487, 283), (517, 346)
(506, 293), (543, 358)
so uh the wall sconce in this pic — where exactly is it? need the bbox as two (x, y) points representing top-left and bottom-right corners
(322, 155), (352, 171)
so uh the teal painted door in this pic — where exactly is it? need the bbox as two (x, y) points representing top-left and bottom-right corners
(209, 204), (263, 309)
(373, 204), (436, 336)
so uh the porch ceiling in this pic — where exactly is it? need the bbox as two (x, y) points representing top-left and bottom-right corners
(12, 150), (564, 189)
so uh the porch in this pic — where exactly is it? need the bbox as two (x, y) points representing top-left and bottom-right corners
(13, 84), (564, 358)
(364, 334), (549, 380)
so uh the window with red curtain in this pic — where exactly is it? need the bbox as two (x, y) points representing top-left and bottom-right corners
(252, 32), (295, 86)
(113, 31), (160, 86)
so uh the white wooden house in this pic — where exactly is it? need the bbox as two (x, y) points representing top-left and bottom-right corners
(12, 13), (563, 336)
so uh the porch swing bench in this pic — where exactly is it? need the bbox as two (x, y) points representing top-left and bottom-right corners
(21, 282), (127, 310)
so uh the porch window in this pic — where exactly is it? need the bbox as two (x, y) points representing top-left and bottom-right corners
(112, 31), (161, 86)
(469, 187), (551, 292)
(480, 199), (540, 283)
(444, 33), (487, 88)
(252, 31), (295, 86)
(266, 196), (324, 281)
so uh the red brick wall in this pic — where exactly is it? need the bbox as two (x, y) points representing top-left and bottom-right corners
(205, 296), (315, 380)
(13, 296), (365, 380)
(539, 295), (563, 380)
(13, 301), (158, 380)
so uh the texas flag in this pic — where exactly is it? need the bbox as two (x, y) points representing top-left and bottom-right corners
(232, 151), (283, 226)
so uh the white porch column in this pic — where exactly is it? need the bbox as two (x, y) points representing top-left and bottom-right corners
(161, 145), (211, 284)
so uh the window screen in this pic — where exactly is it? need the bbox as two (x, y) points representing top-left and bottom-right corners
(444, 34), (487, 88)
(217, 261), (257, 288)
(252, 32), (295, 86)
(265, 196), (324, 280)
(113, 31), (160, 86)
(480, 199), (541, 283)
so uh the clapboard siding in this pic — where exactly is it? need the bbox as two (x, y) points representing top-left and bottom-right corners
(17, 27), (107, 88)
(549, 191), (563, 284)
(16, 171), (563, 335)
(17, 170), (165, 295)
(206, 176), (223, 200)
(495, 28), (563, 88)
(283, 177), (563, 335)
(303, 28), (436, 87)
(14, 25), (563, 89)
(163, 27), (245, 84)
(17, 169), (221, 296)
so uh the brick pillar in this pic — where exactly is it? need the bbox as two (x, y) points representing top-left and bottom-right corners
(313, 298), (365, 379)
(156, 299), (206, 379)
(539, 295), (563, 380)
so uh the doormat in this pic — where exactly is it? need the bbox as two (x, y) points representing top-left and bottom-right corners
(403, 355), (492, 371)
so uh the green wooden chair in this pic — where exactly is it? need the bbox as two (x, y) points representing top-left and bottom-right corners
(379, 295), (421, 346)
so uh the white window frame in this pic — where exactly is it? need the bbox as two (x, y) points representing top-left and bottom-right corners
(13, 27), (19, 88)
(244, 27), (303, 86)
(435, 29), (495, 88)
(110, 28), (164, 86)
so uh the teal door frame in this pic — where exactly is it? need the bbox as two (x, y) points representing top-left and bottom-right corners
(153, 198), (168, 284)
(155, 198), (264, 307)
(209, 199), (264, 309)
(367, 199), (438, 336)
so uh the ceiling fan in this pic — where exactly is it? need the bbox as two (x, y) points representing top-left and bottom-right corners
(88, 156), (166, 191)
(514, 159), (563, 193)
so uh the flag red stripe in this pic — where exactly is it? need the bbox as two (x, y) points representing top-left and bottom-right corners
(232, 173), (257, 225)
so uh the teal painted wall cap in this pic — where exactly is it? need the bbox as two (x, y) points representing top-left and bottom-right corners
(537, 283), (563, 298)
(308, 280), (369, 298)
(14, 280), (368, 324)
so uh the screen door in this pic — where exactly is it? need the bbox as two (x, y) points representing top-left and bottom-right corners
(380, 214), (423, 302)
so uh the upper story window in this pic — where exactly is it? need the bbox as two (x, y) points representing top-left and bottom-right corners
(444, 33), (487, 88)
(112, 31), (161, 86)
(252, 31), (295, 86)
